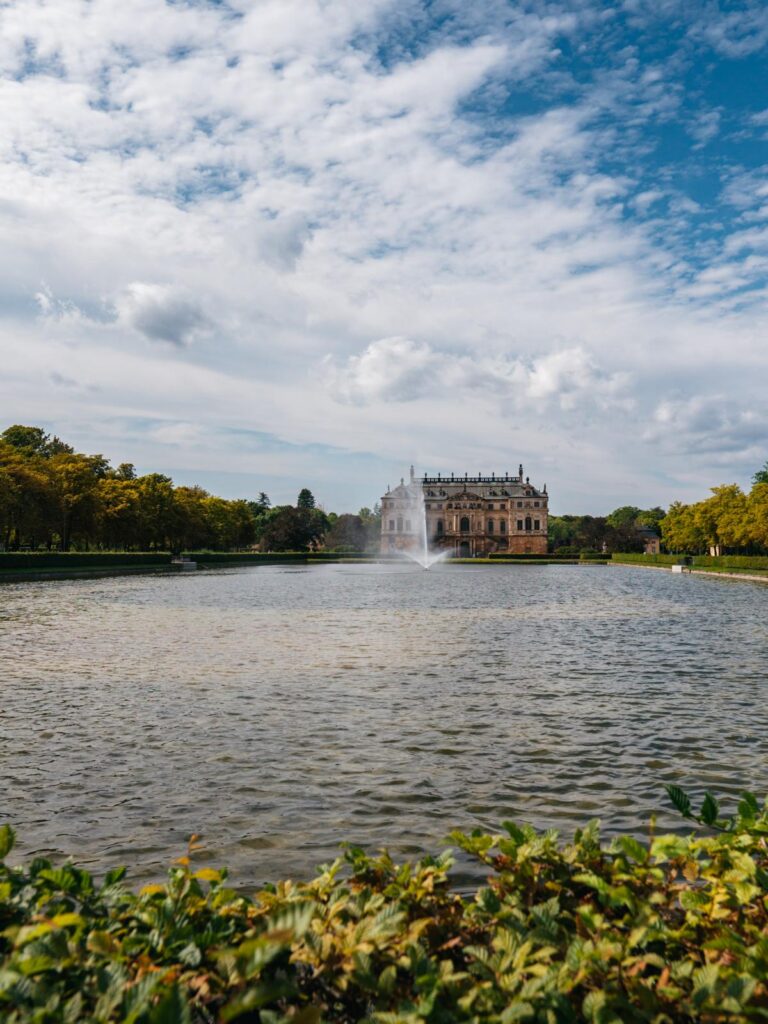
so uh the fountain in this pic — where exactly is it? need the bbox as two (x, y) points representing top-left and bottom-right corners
(401, 480), (450, 570)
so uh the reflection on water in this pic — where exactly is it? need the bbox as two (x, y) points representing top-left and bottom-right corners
(1, 563), (767, 885)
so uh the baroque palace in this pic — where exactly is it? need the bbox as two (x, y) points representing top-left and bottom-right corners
(380, 466), (549, 557)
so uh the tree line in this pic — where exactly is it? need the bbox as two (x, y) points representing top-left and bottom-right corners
(0, 425), (381, 553)
(661, 465), (768, 555)
(547, 505), (666, 554)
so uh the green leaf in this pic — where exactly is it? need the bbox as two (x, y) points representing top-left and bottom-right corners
(0, 824), (16, 859)
(665, 784), (692, 819)
(104, 866), (127, 886)
(615, 835), (648, 864)
(148, 983), (192, 1024)
(700, 793), (719, 826)
(738, 792), (759, 819)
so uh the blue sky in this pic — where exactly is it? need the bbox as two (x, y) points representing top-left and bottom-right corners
(1, 0), (767, 513)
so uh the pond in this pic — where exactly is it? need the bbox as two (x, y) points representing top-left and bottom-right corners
(2, 562), (767, 885)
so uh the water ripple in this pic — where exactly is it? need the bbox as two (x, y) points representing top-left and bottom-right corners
(1, 563), (767, 886)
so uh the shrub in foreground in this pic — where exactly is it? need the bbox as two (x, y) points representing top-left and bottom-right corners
(1, 788), (768, 1022)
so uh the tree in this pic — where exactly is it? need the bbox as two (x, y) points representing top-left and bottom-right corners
(115, 463), (137, 480)
(1, 425), (73, 458)
(661, 502), (704, 554)
(637, 507), (666, 531)
(136, 474), (176, 550)
(96, 478), (142, 549)
(254, 492), (271, 511)
(260, 506), (327, 551)
(324, 514), (367, 552)
(297, 488), (316, 510)
(753, 461), (768, 486)
(746, 483), (768, 549)
(695, 485), (748, 554)
(47, 453), (102, 549)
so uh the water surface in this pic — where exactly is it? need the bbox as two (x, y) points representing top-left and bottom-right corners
(2, 563), (767, 884)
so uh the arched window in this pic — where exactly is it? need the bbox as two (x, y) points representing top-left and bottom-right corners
(487, 519), (494, 533)
(460, 516), (470, 533)
(500, 519), (506, 534)
(397, 517), (403, 533)
(525, 516), (532, 532)
(436, 519), (444, 535)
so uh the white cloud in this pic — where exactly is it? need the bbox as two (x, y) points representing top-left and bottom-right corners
(0, 0), (766, 511)
(326, 337), (629, 413)
(687, 5), (768, 58)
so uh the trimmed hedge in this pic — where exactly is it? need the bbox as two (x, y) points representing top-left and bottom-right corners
(0, 552), (379, 571)
(695, 554), (768, 570)
(488, 553), (573, 561)
(611, 553), (681, 566)
(0, 552), (172, 570)
(2, 788), (767, 1022)
(613, 553), (768, 570)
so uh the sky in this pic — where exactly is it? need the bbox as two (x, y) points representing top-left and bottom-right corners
(1, 0), (767, 514)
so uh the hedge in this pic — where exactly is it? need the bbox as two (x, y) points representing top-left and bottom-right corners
(2, 787), (767, 1022)
(611, 553), (681, 566)
(612, 553), (768, 570)
(0, 552), (378, 571)
(488, 553), (575, 561)
(0, 552), (172, 570)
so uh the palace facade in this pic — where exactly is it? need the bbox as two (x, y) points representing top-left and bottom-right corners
(380, 466), (549, 556)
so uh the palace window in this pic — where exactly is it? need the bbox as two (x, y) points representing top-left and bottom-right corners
(436, 519), (444, 534)
(525, 516), (532, 531)
(517, 501), (523, 508)
(460, 516), (470, 533)
(534, 520), (540, 531)
(517, 519), (523, 531)
(397, 517), (403, 532)
(487, 519), (494, 533)
(534, 501), (540, 507)
(500, 520), (506, 534)
(405, 519), (411, 531)
(388, 519), (395, 531)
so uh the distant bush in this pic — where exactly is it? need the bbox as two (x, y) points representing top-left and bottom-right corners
(578, 549), (603, 560)
(2, 788), (768, 1022)
(553, 545), (580, 556)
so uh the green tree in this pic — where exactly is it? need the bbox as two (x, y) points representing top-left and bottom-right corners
(136, 474), (176, 550)
(47, 453), (103, 549)
(324, 514), (367, 552)
(96, 478), (142, 549)
(1, 424), (73, 458)
(752, 461), (768, 486)
(296, 488), (316, 510)
(637, 506), (666, 530)
(661, 501), (702, 553)
(260, 506), (327, 551)
(695, 484), (748, 554)
(745, 483), (768, 549)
